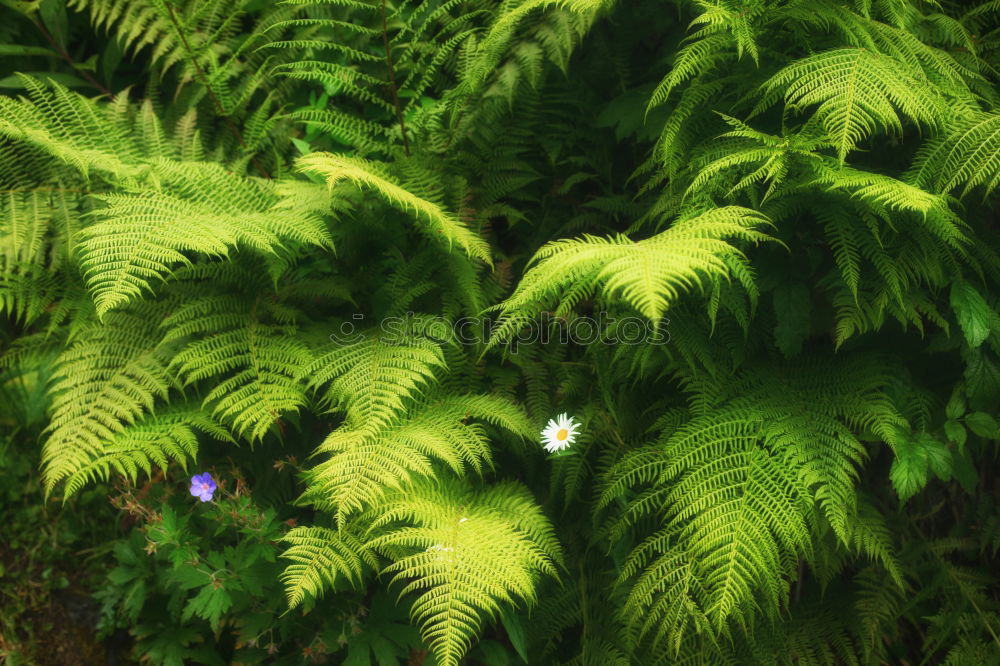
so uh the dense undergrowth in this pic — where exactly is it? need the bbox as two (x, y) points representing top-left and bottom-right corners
(2, 0), (1000, 664)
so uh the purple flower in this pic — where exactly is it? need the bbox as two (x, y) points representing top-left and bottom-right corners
(189, 472), (216, 502)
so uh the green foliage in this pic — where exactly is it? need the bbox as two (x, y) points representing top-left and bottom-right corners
(369, 478), (562, 666)
(298, 152), (490, 263)
(757, 48), (947, 161)
(3, 0), (1000, 663)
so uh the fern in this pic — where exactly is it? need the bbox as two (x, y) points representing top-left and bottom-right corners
(367, 478), (562, 666)
(297, 152), (491, 263)
(0, 76), (148, 181)
(306, 325), (447, 436)
(166, 294), (313, 442)
(489, 206), (773, 342)
(41, 304), (173, 494)
(602, 358), (904, 649)
(61, 406), (231, 497)
(280, 526), (378, 606)
(304, 325), (534, 520)
(757, 48), (948, 161)
(908, 111), (1000, 196)
(5, 0), (1000, 662)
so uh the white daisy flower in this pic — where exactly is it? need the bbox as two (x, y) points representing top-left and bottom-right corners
(541, 413), (580, 453)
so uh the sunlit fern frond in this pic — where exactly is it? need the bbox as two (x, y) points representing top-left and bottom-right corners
(757, 48), (950, 161)
(80, 160), (333, 316)
(366, 477), (563, 666)
(488, 206), (774, 345)
(304, 390), (534, 522)
(0, 75), (145, 181)
(280, 525), (378, 607)
(61, 406), (232, 497)
(41, 304), (174, 495)
(306, 324), (447, 435)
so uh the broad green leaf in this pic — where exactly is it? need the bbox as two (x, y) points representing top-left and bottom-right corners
(944, 419), (967, 449)
(966, 412), (1000, 439)
(890, 433), (951, 502)
(946, 389), (966, 420)
(500, 607), (529, 663)
(950, 280), (993, 348)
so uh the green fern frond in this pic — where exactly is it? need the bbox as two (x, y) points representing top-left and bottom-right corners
(61, 407), (231, 497)
(307, 325), (447, 435)
(70, 0), (245, 79)
(280, 526), (378, 607)
(0, 76), (145, 181)
(41, 305), (173, 495)
(80, 161), (333, 315)
(810, 161), (968, 248)
(367, 478), (562, 666)
(908, 111), (1000, 196)
(489, 207), (774, 343)
(305, 390), (533, 522)
(783, 0), (979, 90)
(462, 0), (611, 88)
(758, 48), (948, 161)
(604, 357), (905, 649)
(166, 294), (312, 442)
(297, 152), (491, 263)
(647, 33), (734, 115)
(689, 0), (765, 64)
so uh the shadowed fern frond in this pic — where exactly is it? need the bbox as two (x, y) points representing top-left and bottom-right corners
(297, 152), (491, 263)
(166, 293), (312, 442)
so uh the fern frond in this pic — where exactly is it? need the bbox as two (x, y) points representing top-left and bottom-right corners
(297, 153), (491, 263)
(462, 0), (611, 88)
(280, 526), (378, 607)
(0, 76), (144, 181)
(41, 305), (173, 494)
(367, 478), (562, 666)
(647, 33), (734, 114)
(490, 207), (773, 343)
(166, 294), (312, 442)
(305, 390), (534, 522)
(80, 160), (333, 315)
(604, 357), (904, 649)
(908, 111), (1000, 196)
(61, 407), (231, 497)
(758, 48), (948, 161)
(810, 161), (968, 248)
(307, 325), (446, 435)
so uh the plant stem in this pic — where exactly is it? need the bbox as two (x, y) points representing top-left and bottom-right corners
(165, 4), (271, 179)
(380, 0), (411, 156)
(33, 19), (112, 97)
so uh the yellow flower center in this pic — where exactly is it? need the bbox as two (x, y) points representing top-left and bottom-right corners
(556, 428), (569, 441)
